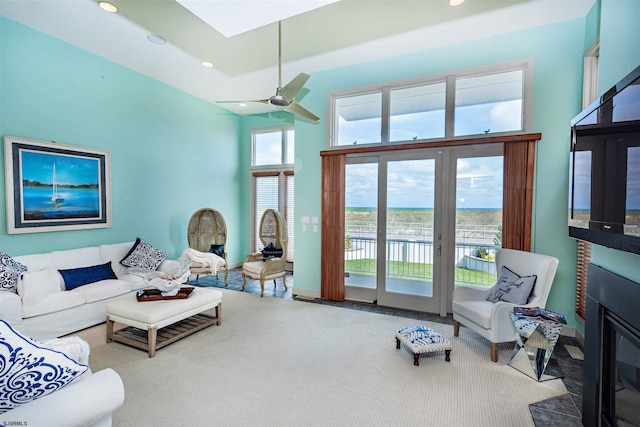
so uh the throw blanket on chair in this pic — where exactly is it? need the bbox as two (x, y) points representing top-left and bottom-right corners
(183, 248), (226, 274)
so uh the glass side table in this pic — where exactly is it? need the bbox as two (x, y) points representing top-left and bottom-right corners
(509, 312), (564, 381)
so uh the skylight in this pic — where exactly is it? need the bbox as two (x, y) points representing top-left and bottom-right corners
(176, 0), (340, 38)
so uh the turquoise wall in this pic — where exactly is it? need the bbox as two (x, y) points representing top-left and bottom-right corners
(584, 0), (601, 52)
(589, 0), (640, 284)
(598, 0), (640, 92)
(283, 19), (589, 328)
(0, 17), (248, 262)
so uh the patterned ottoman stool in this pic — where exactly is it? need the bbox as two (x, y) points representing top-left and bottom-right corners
(395, 325), (452, 366)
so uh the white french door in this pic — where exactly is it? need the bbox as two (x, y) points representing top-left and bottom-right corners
(377, 152), (442, 313)
(344, 144), (503, 315)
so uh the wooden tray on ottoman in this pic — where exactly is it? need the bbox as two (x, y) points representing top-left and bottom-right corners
(136, 287), (193, 301)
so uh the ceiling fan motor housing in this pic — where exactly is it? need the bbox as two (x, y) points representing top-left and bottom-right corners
(269, 93), (290, 106)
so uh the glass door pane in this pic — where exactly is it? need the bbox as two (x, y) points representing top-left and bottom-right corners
(379, 157), (439, 312)
(344, 160), (378, 302)
(454, 155), (503, 289)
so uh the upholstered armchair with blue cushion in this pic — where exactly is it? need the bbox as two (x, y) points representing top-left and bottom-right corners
(452, 248), (559, 362)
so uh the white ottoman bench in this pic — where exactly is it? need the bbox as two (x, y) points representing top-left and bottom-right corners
(106, 286), (222, 357)
(395, 325), (452, 366)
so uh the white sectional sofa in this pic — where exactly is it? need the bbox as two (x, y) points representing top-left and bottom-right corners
(0, 241), (177, 341)
(0, 325), (125, 427)
(2, 367), (125, 427)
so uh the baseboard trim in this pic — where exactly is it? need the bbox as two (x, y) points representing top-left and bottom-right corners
(292, 288), (320, 300)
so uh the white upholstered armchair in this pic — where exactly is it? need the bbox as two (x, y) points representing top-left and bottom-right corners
(452, 248), (559, 362)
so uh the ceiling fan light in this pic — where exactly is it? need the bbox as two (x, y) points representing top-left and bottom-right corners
(98, 1), (118, 13)
(449, 0), (465, 6)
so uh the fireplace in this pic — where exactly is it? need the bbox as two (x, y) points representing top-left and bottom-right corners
(583, 264), (640, 426)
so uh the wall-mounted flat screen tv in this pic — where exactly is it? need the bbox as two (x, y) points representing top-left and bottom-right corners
(569, 65), (640, 255)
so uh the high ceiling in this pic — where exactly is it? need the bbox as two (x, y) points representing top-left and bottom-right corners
(0, 0), (594, 116)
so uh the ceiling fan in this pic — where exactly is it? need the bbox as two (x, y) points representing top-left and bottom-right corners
(217, 21), (319, 122)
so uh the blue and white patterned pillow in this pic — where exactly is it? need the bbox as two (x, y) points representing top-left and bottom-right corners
(0, 252), (27, 294)
(120, 238), (168, 271)
(0, 320), (88, 414)
(397, 325), (447, 345)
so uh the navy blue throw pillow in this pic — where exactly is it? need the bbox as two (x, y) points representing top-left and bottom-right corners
(261, 242), (283, 261)
(59, 261), (118, 290)
(209, 244), (224, 257)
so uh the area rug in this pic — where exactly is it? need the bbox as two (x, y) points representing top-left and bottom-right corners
(80, 289), (567, 426)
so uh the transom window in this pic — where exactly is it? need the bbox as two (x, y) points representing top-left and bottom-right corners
(253, 128), (294, 166)
(454, 70), (524, 136)
(390, 82), (446, 141)
(330, 62), (530, 147)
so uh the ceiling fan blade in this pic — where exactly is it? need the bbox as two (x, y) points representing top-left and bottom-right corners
(285, 101), (319, 122)
(216, 22), (314, 117)
(280, 73), (310, 102)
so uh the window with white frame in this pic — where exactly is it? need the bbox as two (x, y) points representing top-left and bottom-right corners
(454, 69), (524, 136)
(390, 82), (446, 142)
(251, 128), (294, 264)
(330, 62), (530, 147)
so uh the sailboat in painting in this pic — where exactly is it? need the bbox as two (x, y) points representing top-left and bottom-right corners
(51, 163), (64, 205)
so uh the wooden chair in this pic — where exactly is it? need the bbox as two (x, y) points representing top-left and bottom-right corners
(187, 208), (228, 286)
(241, 209), (288, 297)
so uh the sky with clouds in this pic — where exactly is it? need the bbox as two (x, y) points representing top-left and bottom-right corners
(346, 156), (503, 209)
(21, 150), (99, 186)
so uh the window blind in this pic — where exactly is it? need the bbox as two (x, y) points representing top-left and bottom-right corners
(253, 173), (278, 252)
(575, 240), (590, 320)
(285, 172), (294, 263)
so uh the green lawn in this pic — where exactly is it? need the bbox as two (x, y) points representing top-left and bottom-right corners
(345, 258), (496, 288)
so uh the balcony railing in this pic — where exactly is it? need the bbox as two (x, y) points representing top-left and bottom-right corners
(345, 236), (499, 288)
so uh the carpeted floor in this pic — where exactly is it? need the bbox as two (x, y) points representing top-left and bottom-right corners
(194, 269), (587, 426)
(79, 287), (568, 427)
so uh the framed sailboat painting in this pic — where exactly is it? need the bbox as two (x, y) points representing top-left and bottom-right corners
(3, 136), (112, 233)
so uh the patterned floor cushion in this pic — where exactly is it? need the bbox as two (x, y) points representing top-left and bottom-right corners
(395, 325), (452, 366)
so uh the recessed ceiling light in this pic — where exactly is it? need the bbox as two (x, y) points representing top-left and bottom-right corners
(98, 1), (118, 13)
(449, 0), (465, 6)
(239, 103), (247, 107)
(147, 34), (167, 45)
(202, 61), (214, 68)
